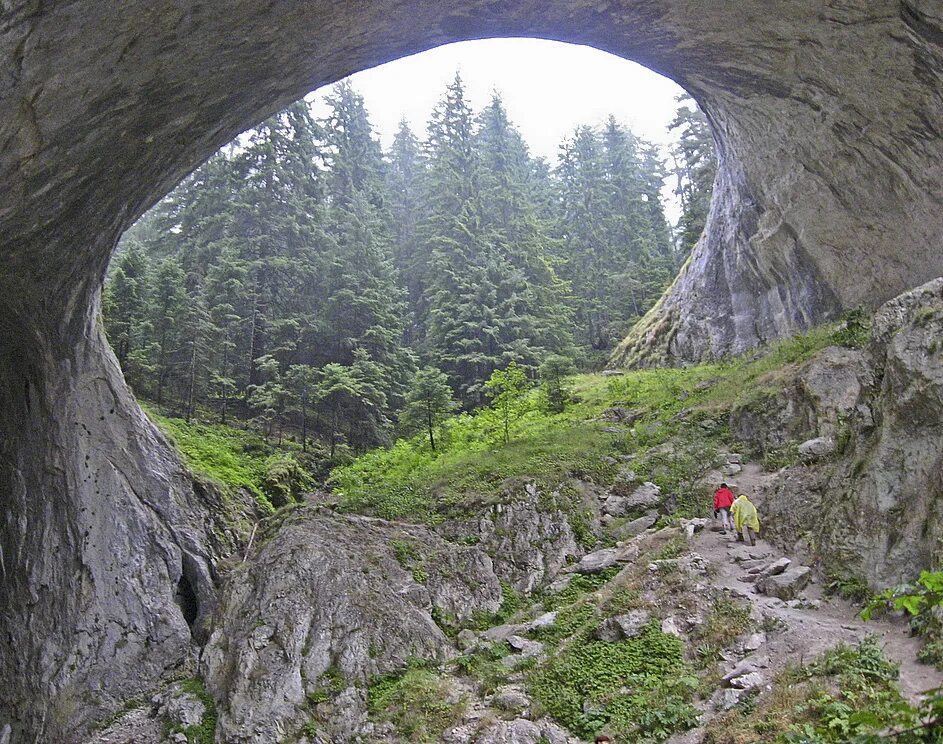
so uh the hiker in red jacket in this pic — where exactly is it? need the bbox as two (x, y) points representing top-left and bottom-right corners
(713, 482), (736, 534)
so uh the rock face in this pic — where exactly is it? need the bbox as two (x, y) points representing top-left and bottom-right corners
(203, 509), (502, 743)
(0, 320), (256, 741)
(2, 2), (943, 740)
(442, 481), (586, 594)
(820, 279), (943, 584)
(756, 280), (943, 586)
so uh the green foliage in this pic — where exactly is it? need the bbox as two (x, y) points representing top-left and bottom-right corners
(400, 366), (457, 451)
(669, 94), (717, 261)
(825, 571), (873, 605)
(334, 320), (854, 524)
(654, 537), (688, 561)
(484, 361), (533, 444)
(453, 643), (513, 694)
(332, 386), (617, 520)
(147, 409), (275, 511)
(527, 624), (698, 740)
(706, 637), (943, 744)
(862, 571), (943, 633)
(542, 568), (622, 612)
(917, 639), (943, 670)
(261, 452), (313, 508)
(470, 581), (522, 630)
(531, 602), (597, 645)
(863, 570), (943, 674)
(540, 355), (576, 414)
(367, 668), (467, 743)
(689, 595), (753, 668)
(832, 307), (872, 349)
(168, 678), (217, 744)
(390, 538), (421, 566)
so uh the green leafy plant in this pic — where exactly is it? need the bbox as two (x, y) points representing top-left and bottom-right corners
(368, 668), (467, 743)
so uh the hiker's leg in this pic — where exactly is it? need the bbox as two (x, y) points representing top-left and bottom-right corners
(747, 527), (757, 546)
(721, 509), (732, 531)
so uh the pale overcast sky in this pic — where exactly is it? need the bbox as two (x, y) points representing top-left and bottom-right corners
(306, 38), (686, 166)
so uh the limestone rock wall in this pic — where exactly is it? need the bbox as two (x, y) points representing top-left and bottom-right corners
(0, 307), (250, 740)
(742, 279), (943, 587)
(2, 1), (943, 740)
(202, 510), (503, 743)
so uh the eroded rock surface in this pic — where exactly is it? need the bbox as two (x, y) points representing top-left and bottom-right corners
(746, 279), (943, 586)
(3, 2), (943, 740)
(202, 509), (502, 744)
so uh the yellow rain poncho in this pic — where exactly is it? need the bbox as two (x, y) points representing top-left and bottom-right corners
(731, 495), (760, 533)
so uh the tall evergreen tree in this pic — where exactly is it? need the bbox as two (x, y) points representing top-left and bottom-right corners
(669, 94), (717, 261)
(318, 82), (416, 415)
(387, 119), (427, 343)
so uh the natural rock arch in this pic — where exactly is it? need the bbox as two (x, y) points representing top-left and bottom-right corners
(1, 1), (941, 739)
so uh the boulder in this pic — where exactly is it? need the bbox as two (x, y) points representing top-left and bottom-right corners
(661, 617), (684, 637)
(755, 557), (791, 578)
(715, 688), (745, 711)
(490, 687), (531, 713)
(475, 719), (572, 744)
(742, 633), (767, 653)
(729, 671), (765, 690)
(527, 611), (558, 630)
(445, 482), (587, 594)
(457, 629), (478, 650)
(569, 548), (621, 574)
(756, 566), (813, 600)
(798, 437), (836, 462)
(202, 510), (502, 743)
(611, 515), (657, 541)
(594, 610), (652, 642)
(602, 482), (662, 517)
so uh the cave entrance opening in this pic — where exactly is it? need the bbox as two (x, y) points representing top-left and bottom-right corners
(106, 38), (717, 433)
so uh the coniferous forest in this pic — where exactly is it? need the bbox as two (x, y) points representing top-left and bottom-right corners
(103, 75), (715, 461)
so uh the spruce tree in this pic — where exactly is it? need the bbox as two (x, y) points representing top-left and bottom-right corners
(669, 94), (717, 260)
(400, 366), (457, 451)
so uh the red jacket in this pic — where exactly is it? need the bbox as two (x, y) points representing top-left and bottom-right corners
(714, 487), (735, 509)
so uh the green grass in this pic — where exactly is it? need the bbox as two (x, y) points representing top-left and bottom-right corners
(368, 667), (467, 743)
(332, 320), (854, 525)
(145, 407), (276, 511)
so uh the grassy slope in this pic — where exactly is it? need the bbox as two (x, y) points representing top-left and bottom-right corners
(332, 323), (851, 523)
(144, 405), (276, 511)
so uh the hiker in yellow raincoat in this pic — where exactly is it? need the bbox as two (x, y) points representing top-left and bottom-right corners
(730, 494), (760, 546)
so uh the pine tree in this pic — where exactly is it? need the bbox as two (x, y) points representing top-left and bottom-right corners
(149, 258), (189, 407)
(285, 364), (319, 452)
(483, 361), (531, 444)
(387, 119), (427, 343)
(103, 243), (151, 385)
(669, 94), (717, 260)
(400, 366), (457, 451)
(318, 82), (416, 417)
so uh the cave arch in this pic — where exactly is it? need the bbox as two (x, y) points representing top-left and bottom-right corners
(1, 1), (942, 740)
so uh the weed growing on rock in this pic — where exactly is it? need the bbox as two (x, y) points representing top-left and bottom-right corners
(528, 623), (698, 741)
(704, 637), (912, 743)
(368, 668), (467, 742)
(166, 678), (217, 744)
(543, 567), (622, 611)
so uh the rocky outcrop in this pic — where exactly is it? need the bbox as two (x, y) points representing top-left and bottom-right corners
(3, 2), (943, 740)
(202, 508), (503, 744)
(728, 345), (872, 459)
(0, 320), (256, 742)
(751, 279), (943, 586)
(441, 480), (587, 594)
(818, 279), (943, 585)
